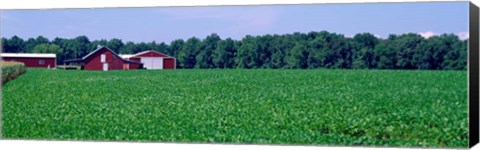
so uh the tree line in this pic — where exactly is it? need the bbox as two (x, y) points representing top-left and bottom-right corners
(1, 31), (467, 70)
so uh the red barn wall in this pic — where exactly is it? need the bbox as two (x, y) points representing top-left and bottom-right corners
(128, 58), (142, 69)
(163, 58), (176, 69)
(83, 48), (125, 70)
(2, 57), (56, 68)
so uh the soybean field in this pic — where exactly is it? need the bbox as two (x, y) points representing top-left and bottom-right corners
(1, 69), (468, 148)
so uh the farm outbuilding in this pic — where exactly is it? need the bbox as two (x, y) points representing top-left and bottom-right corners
(120, 50), (176, 69)
(1, 53), (56, 68)
(64, 46), (143, 71)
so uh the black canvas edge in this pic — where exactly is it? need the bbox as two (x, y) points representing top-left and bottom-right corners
(469, 1), (479, 148)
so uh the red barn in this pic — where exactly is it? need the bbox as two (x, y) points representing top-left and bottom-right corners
(64, 46), (142, 71)
(120, 50), (176, 69)
(1, 53), (56, 68)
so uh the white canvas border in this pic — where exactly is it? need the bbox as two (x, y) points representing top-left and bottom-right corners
(0, 0), (477, 150)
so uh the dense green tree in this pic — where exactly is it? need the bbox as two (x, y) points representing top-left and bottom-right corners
(286, 42), (309, 69)
(32, 43), (63, 53)
(35, 36), (50, 44)
(146, 41), (159, 51)
(311, 33), (353, 69)
(24, 38), (37, 52)
(22, 36), (51, 53)
(213, 38), (237, 68)
(106, 38), (124, 53)
(393, 33), (425, 69)
(353, 33), (380, 48)
(52, 37), (65, 46)
(3, 36), (25, 53)
(72, 35), (91, 58)
(374, 35), (398, 69)
(351, 33), (380, 69)
(133, 42), (149, 54)
(156, 42), (170, 55)
(169, 39), (185, 67)
(179, 37), (202, 68)
(269, 38), (286, 68)
(169, 39), (184, 57)
(270, 35), (295, 69)
(352, 47), (377, 69)
(332, 36), (354, 69)
(306, 37), (326, 68)
(256, 34), (275, 68)
(90, 39), (108, 50)
(432, 34), (466, 70)
(119, 41), (135, 54)
(236, 35), (257, 68)
(197, 33), (221, 68)
(51, 37), (70, 63)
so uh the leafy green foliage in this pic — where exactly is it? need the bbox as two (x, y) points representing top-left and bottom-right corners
(2, 69), (468, 148)
(2, 36), (25, 53)
(1, 61), (27, 84)
(197, 33), (221, 68)
(286, 42), (309, 68)
(213, 38), (237, 68)
(179, 37), (202, 69)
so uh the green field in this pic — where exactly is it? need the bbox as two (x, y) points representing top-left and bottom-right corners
(1, 69), (468, 148)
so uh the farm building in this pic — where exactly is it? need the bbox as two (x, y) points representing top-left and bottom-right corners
(64, 46), (143, 71)
(120, 50), (176, 69)
(1, 53), (56, 68)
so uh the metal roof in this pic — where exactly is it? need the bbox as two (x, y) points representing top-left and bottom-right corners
(124, 59), (143, 64)
(64, 46), (143, 65)
(1, 53), (56, 58)
(119, 54), (135, 59)
(130, 50), (175, 58)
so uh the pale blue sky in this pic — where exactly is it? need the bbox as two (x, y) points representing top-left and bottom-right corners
(0, 2), (469, 43)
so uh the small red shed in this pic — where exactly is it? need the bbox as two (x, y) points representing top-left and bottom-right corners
(1, 53), (56, 68)
(64, 46), (142, 71)
(120, 50), (176, 69)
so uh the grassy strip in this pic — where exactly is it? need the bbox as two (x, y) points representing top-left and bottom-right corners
(56, 65), (81, 70)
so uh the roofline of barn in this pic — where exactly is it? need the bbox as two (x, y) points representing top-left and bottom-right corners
(63, 46), (143, 65)
(1, 53), (56, 58)
(130, 50), (176, 59)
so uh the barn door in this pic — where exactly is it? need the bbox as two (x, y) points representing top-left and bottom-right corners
(140, 57), (164, 69)
(153, 58), (163, 69)
(141, 58), (152, 69)
(103, 63), (108, 71)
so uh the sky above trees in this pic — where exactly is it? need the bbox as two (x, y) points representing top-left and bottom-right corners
(0, 1), (469, 43)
